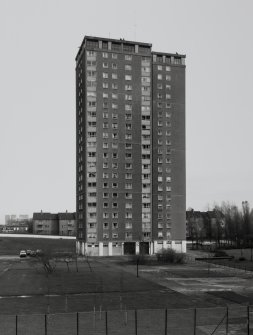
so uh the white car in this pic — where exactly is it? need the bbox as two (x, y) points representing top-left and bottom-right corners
(19, 250), (27, 258)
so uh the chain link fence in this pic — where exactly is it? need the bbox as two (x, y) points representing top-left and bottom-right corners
(0, 306), (253, 335)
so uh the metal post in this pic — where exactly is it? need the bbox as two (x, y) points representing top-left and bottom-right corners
(194, 308), (197, 335)
(226, 307), (228, 334)
(135, 309), (138, 335)
(105, 311), (108, 335)
(16, 315), (18, 335)
(165, 308), (167, 335)
(77, 312), (79, 335)
(248, 305), (250, 335)
(45, 314), (47, 335)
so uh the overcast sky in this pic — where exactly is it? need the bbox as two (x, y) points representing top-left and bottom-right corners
(0, 0), (252, 224)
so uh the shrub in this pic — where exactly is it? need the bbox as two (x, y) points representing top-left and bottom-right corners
(214, 250), (228, 257)
(156, 249), (186, 264)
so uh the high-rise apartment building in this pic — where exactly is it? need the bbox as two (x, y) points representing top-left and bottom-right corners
(76, 36), (186, 256)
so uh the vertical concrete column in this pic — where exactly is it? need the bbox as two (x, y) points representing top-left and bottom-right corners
(163, 240), (167, 250)
(121, 243), (124, 256)
(135, 44), (139, 53)
(99, 242), (103, 256)
(181, 241), (186, 253)
(153, 241), (157, 254)
(99, 40), (102, 49)
(108, 41), (112, 50)
(135, 242), (140, 255)
(149, 242), (154, 255)
(108, 242), (113, 256)
(81, 242), (85, 255)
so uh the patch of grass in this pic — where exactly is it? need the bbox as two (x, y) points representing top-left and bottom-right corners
(0, 236), (75, 255)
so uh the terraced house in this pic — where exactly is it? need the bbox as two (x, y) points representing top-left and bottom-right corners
(76, 36), (186, 256)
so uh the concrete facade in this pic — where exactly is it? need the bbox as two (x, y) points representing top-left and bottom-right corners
(76, 36), (186, 256)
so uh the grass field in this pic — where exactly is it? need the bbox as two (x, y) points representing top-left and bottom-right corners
(0, 242), (253, 334)
(0, 236), (76, 255)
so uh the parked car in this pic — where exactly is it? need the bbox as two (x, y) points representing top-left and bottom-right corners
(30, 250), (36, 257)
(19, 250), (27, 258)
(36, 249), (43, 256)
(26, 250), (32, 256)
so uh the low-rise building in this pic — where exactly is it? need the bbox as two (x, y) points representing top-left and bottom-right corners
(58, 212), (76, 236)
(33, 212), (59, 235)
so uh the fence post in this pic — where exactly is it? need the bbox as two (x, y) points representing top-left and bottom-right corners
(45, 314), (47, 335)
(77, 312), (79, 335)
(248, 305), (250, 335)
(16, 315), (18, 335)
(105, 311), (108, 335)
(194, 308), (197, 335)
(135, 309), (138, 335)
(165, 308), (167, 335)
(226, 307), (228, 334)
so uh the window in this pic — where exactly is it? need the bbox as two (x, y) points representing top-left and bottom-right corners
(125, 134), (132, 140)
(103, 213), (109, 219)
(112, 162), (118, 169)
(103, 92), (109, 98)
(125, 212), (132, 219)
(112, 53), (117, 59)
(112, 172), (118, 178)
(103, 172), (109, 178)
(112, 182), (118, 188)
(103, 112), (108, 119)
(103, 193), (109, 198)
(166, 94), (171, 99)
(112, 152), (118, 159)
(112, 73), (118, 79)
(166, 84), (171, 90)
(103, 162), (108, 168)
(157, 74), (162, 80)
(112, 233), (118, 239)
(126, 124), (132, 130)
(103, 82), (108, 89)
(87, 51), (96, 56)
(112, 213), (118, 218)
(103, 202), (109, 208)
(103, 152), (108, 159)
(125, 55), (132, 61)
(103, 183), (108, 188)
(125, 152), (132, 159)
(125, 163), (132, 169)
(112, 113), (118, 119)
(112, 192), (118, 198)
(125, 173), (132, 179)
(125, 75), (132, 81)
(125, 94), (132, 101)
(103, 73), (108, 79)
(112, 83), (118, 89)
(125, 183), (132, 189)
(125, 193), (132, 199)
(103, 62), (108, 68)
(112, 123), (118, 129)
(103, 132), (108, 138)
(112, 222), (118, 229)
(112, 203), (118, 209)
(125, 222), (132, 229)
(125, 143), (132, 149)
(112, 63), (117, 69)
(157, 65), (162, 70)
(166, 75), (171, 81)
(102, 52), (108, 58)
(125, 64), (132, 71)
(125, 104), (132, 111)
(112, 93), (118, 99)
(125, 84), (132, 91)
(103, 122), (108, 129)
(166, 103), (172, 108)
(125, 202), (132, 209)
(166, 66), (171, 71)
(112, 103), (118, 109)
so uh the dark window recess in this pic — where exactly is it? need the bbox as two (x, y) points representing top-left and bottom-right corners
(86, 40), (99, 49)
(112, 43), (121, 51)
(102, 41), (108, 50)
(123, 44), (135, 52)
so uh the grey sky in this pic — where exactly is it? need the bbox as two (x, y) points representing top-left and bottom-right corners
(0, 0), (252, 224)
